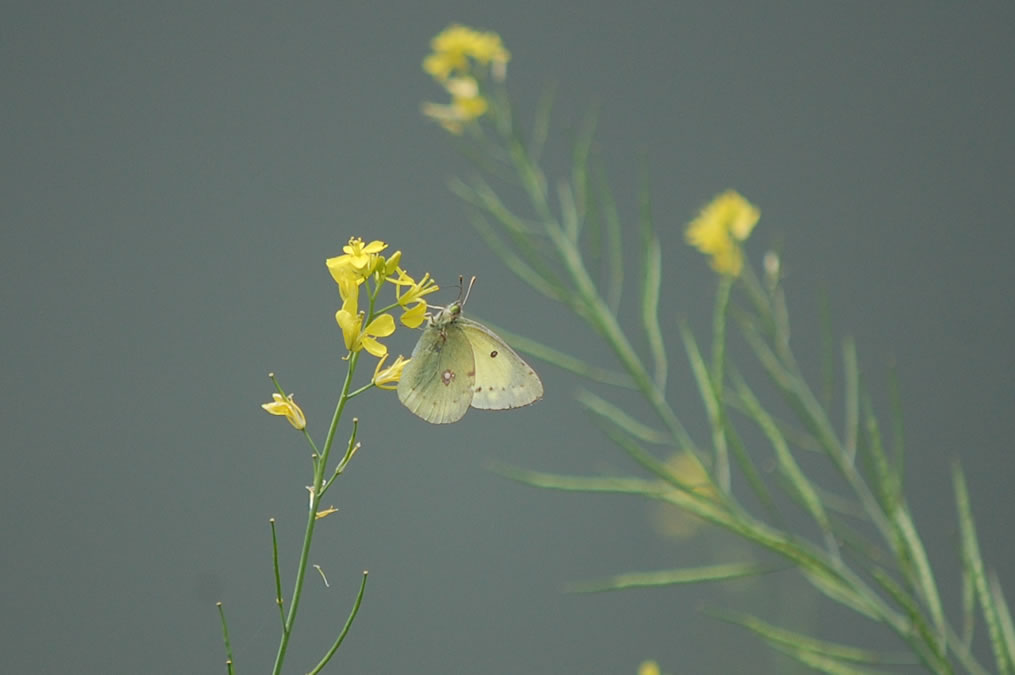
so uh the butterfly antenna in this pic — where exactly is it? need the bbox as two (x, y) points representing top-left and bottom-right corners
(461, 275), (477, 307)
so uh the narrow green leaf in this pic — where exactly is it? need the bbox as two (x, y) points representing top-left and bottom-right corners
(460, 210), (567, 306)
(713, 610), (917, 666)
(678, 320), (729, 490)
(871, 568), (949, 672)
(733, 372), (832, 535)
(961, 543), (977, 648)
(569, 562), (773, 593)
(720, 413), (778, 520)
(490, 463), (697, 508)
(307, 571), (368, 675)
(594, 166), (623, 314)
(990, 572), (1015, 672)
(893, 506), (947, 656)
(737, 314), (896, 546)
(860, 395), (898, 514)
(639, 181), (667, 391)
(737, 262), (778, 338)
(801, 563), (881, 622)
(769, 643), (893, 675)
(570, 109), (597, 237)
(528, 83), (556, 164)
(955, 462), (1012, 674)
(575, 389), (670, 444)
(558, 179), (580, 243)
(641, 226), (666, 390)
(726, 391), (825, 454)
(599, 424), (711, 499)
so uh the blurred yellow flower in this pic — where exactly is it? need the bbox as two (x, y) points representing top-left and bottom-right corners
(421, 101), (480, 135)
(421, 77), (488, 134)
(261, 393), (307, 430)
(685, 190), (759, 277)
(637, 661), (661, 675)
(372, 353), (409, 389)
(422, 24), (509, 132)
(423, 24), (510, 82)
(651, 450), (718, 539)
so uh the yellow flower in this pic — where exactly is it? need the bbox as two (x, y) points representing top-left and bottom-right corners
(382, 250), (402, 277)
(372, 353), (410, 389)
(315, 506), (339, 520)
(421, 78), (489, 134)
(336, 304), (396, 357)
(326, 237), (388, 284)
(420, 101), (474, 134)
(637, 661), (661, 675)
(390, 268), (439, 327)
(261, 393), (307, 430)
(400, 302), (427, 328)
(422, 24), (509, 132)
(650, 450), (718, 539)
(423, 24), (510, 82)
(685, 190), (759, 277)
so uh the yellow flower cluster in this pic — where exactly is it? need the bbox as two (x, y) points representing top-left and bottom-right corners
(326, 237), (439, 361)
(685, 190), (760, 277)
(421, 24), (510, 134)
(262, 237), (436, 430)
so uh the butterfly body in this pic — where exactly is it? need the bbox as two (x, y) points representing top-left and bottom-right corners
(397, 301), (543, 424)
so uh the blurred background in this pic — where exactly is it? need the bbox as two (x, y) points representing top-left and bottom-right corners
(3, 2), (1013, 673)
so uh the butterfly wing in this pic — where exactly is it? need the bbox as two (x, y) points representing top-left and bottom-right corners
(458, 318), (543, 410)
(397, 323), (477, 424)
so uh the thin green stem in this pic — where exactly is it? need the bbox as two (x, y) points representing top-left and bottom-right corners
(217, 602), (235, 675)
(269, 518), (285, 626)
(307, 571), (370, 675)
(709, 276), (733, 491)
(271, 349), (361, 675)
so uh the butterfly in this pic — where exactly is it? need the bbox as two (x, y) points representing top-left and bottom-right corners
(397, 279), (543, 424)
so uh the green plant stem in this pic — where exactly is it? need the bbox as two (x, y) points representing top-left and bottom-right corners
(270, 518), (285, 626)
(271, 349), (361, 675)
(307, 571), (369, 675)
(502, 130), (694, 453)
(217, 602), (235, 675)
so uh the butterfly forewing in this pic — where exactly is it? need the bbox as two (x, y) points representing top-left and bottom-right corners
(397, 323), (476, 424)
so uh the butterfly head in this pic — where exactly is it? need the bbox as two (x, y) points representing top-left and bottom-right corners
(430, 301), (462, 328)
(428, 275), (474, 329)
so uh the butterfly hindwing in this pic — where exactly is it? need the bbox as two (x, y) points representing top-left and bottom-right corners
(458, 317), (543, 410)
(397, 323), (476, 424)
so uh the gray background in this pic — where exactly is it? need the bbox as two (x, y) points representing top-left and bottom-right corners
(3, 2), (1014, 673)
